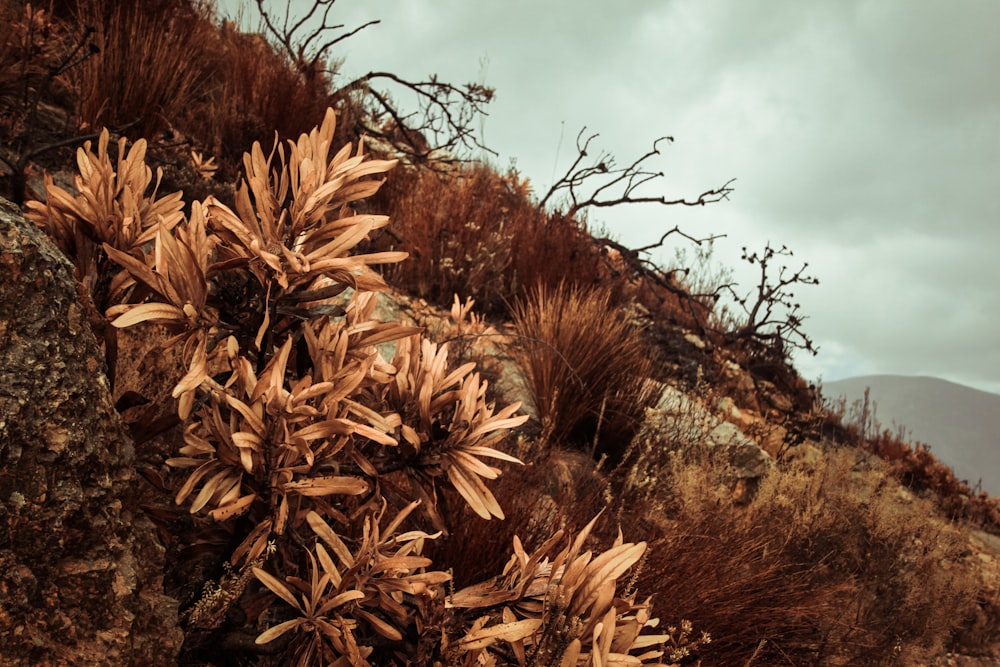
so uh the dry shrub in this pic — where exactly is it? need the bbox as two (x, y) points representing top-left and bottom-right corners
(627, 444), (982, 666)
(507, 208), (611, 308)
(434, 446), (607, 589)
(70, 0), (213, 138)
(369, 164), (516, 309)
(46, 0), (355, 180)
(0, 2), (71, 138)
(184, 19), (347, 170)
(510, 281), (657, 461)
(368, 163), (609, 315)
(868, 430), (1000, 529)
(829, 393), (1000, 530)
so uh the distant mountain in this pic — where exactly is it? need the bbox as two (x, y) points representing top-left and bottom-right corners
(822, 375), (1000, 496)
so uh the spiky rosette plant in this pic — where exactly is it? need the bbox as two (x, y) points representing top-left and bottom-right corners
(25, 108), (539, 663)
(26, 108), (681, 666)
(446, 514), (694, 667)
(251, 504), (451, 665)
(379, 334), (528, 525)
(25, 127), (185, 304)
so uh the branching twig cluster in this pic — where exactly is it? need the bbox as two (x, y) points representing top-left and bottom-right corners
(339, 71), (495, 162)
(254, 0), (379, 75)
(252, 0), (494, 164)
(721, 243), (819, 357)
(591, 226), (726, 338)
(535, 129), (818, 360)
(537, 128), (735, 216)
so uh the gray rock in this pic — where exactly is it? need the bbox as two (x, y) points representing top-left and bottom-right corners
(0, 198), (182, 665)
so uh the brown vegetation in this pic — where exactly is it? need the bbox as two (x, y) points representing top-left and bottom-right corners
(366, 163), (609, 316)
(510, 281), (658, 461)
(7, 1), (1000, 664)
(619, 443), (983, 666)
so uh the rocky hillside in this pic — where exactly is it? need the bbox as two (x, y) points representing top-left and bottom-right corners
(825, 374), (1000, 495)
(2, 2), (1000, 665)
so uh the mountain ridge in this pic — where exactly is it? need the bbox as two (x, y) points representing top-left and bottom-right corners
(823, 373), (1000, 495)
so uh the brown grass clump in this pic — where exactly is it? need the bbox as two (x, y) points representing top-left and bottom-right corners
(624, 443), (982, 666)
(40, 0), (354, 183)
(510, 281), (657, 461)
(70, 0), (212, 138)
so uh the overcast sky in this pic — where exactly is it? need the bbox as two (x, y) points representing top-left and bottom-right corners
(220, 0), (1000, 394)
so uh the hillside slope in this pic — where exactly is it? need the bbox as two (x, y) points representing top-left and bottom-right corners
(824, 375), (1000, 495)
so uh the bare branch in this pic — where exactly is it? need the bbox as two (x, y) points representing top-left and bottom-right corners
(254, 0), (379, 73)
(537, 127), (735, 217)
(719, 243), (820, 358)
(336, 71), (495, 162)
(248, 2), (494, 164)
(590, 227), (726, 340)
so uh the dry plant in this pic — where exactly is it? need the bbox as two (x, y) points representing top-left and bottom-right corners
(24, 124), (186, 387)
(367, 163), (609, 316)
(447, 513), (704, 667)
(369, 164), (519, 310)
(623, 441), (983, 666)
(828, 390), (1000, 530)
(435, 446), (608, 591)
(187, 17), (344, 170)
(24, 107), (677, 666)
(27, 108), (528, 664)
(70, 0), (212, 138)
(25, 127), (184, 300)
(510, 281), (657, 461)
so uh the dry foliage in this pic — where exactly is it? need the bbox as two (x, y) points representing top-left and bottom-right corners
(829, 392), (1000, 530)
(27, 108), (679, 665)
(70, 0), (211, 138)
(510, 281), (657, 461)
(447, 513), (706, 667)
(188, 17), (348, 170)
(367, 163), (608, 316)
(622, 442), (983, 666)
(869, 431), (1000, 527)
(25, 127), (184, 304)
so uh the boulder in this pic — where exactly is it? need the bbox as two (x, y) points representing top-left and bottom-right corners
(642, 384), (773, 480)
(0, 198), (182, 665)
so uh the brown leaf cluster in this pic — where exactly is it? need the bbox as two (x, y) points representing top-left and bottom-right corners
(446, 514), (690, 667)
(27, 108), (538, 664)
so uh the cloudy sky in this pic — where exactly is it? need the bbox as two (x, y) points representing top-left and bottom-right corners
(221, 0), (1000, 394)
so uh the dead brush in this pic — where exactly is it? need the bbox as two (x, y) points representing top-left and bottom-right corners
(71, 0), (212, 138)
(0, 3), (79, 150)
(369, 163), (519, 312)
(509, 280), (657, 462)
(25, 108), (687, 665)
(446, 513), (704, 667)
(186, 17), (342, 169)
(623, 441), (983, 666)
(367, 163), (612, 316)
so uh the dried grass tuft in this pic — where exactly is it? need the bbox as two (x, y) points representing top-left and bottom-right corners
(510, 280), (657, 462)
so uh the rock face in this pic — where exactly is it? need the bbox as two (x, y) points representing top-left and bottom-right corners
(641, 384), (774, 480)
(0, 199), (181, 665)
